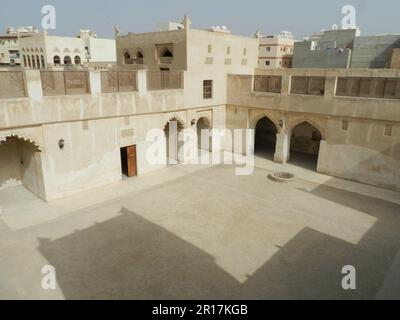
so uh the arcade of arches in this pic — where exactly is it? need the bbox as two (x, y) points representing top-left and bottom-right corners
(254, 116), (323, 171)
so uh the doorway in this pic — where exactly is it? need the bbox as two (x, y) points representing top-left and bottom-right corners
(254, 116), (278, 160)
(120, 145), (137, 177)
(289, 122), (322, 171)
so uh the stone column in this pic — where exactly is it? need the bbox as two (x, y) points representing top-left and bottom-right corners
(274, 132), (290, 164)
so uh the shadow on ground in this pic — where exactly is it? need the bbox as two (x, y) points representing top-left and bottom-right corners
(38, 201), (400, 299)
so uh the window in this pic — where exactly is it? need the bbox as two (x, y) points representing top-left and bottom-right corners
(208, 45), (212, 53)
(23, 55), (27, 67)
(384, 124), (393, 136)
(227, 46), (231, 55)
(291, 76), (325, 96)
(254, 75), (282, 93)
(63, 56), (72, 65)
(336, 77), (400, 99)
(341, 120), (349, 131)
(203, 80), (213, 99)
(74, 56), (81, 65)
(265, 60), (270, 66)
(36, 55), (40, 69)
(135, 49), (144, 64)
(243, 48), (247, 56)
(53, 55), (60, 65)
(123, 51), (132, 65)
(41, 55), (45, 68)
(266, 47), (271, 52)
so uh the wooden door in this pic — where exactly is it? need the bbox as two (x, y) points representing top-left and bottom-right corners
(126, 145), (137, 177)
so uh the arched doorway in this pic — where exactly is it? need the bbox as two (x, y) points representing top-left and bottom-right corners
(254, 116), (278, 160)
(0, 136), (43, 199)
(164, 117), (184, 165)
(197, 117), (212, 152)
(289, 121), (322, 170)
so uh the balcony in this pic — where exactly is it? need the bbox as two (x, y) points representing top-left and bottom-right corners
(159, 57), (173, 65)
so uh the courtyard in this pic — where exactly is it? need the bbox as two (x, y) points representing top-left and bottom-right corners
(0, 154), (400, 299)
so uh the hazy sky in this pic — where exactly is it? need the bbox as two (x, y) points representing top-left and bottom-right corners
(1, 0), (399, 39)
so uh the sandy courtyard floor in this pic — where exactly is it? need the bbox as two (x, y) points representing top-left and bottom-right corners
(1, 155), (400, 300)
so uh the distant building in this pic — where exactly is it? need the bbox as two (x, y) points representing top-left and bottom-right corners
(0, 26), (39, 66)
(258, 31), (294, 69)
(389, 48), (400, 69)
(18, 30), (116, 69)
(156, 22), (184, 32)
(351, 34), (400, 68)
(293, 28), (400, 69)
(292, 28), (359, 69)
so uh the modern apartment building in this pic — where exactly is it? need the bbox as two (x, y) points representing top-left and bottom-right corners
(293, 28), (400, 69)
(0, 26), (39, 66)
(258, 31), (294, 69)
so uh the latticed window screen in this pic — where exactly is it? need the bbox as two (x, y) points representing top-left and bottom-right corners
(203, 80), (213, 99)
(291, 76), (308, 94)
(147, 71), (184, 90)
(100, 71), (137, 93)
(336, 77), (400, 99)
(291, 76), (325, 96)
(0, 72), (26, 98)
(254, 76), (282, 93)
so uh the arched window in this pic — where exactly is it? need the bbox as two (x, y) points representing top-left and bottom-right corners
(32, 55), (36, 69)
(23, 55), (27, 67)
(135, 49), (144, 64)
(74, 56), (81, 65)
(63, 56), (72, 65)
(53, 55), (61, 65)
(36, 55), (40, 69)
(41, 55), (45, 69)
(123, 51), (132, 64)
(162, 49), (173, 57)
(27, 55), (31, 68)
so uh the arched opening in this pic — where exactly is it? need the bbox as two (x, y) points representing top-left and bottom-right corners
(27, 55), (31, 68)
(63, 56), (72, 65)
(36, 55), (40, 69)
(0, 136), (43, 200)
(123, 51), (132, 65)
(254, 116), (278, 160)
(74, 55), (81, 65)
(40, 55), (45, 69)
(289, 121), (322, 170)
(23, 55), (27, 67)
(164, 117), (184, 165)
(135, 49), (144, 64)
(197, 117), (212, 152)
(31, 55), (36, 69)
(53, 55), (61, 66)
